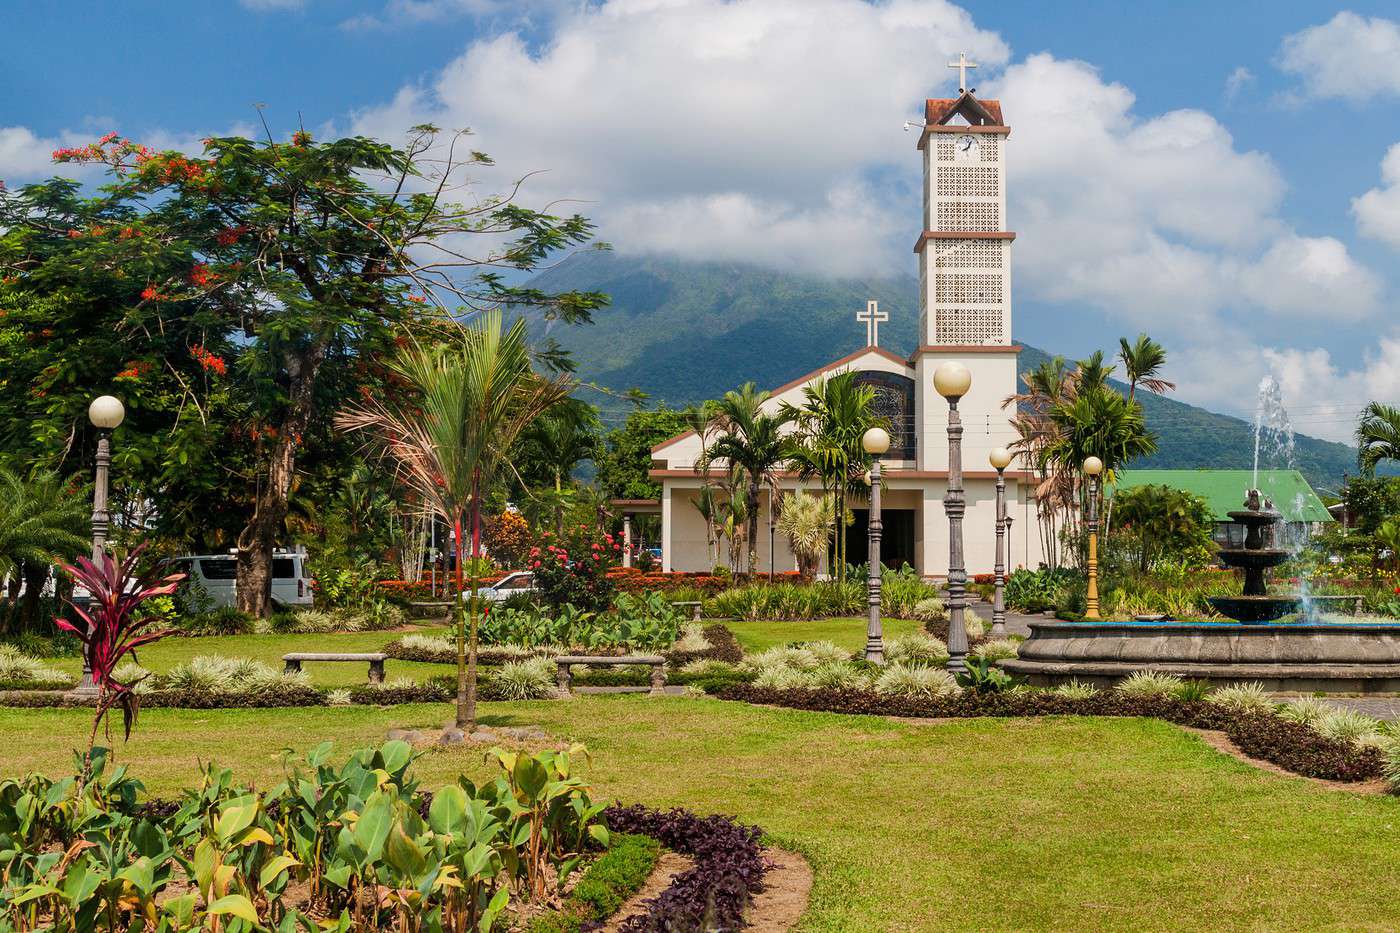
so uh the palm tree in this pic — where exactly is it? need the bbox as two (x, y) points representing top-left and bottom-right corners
(1357, 402), (1400, 477)
(699, 383), (792, 575)
(0, 466), (89, 633)
(1118, 334), (1175, 401)
(517, 400), (599, 534)
(691, 484), (720, 567)
(336, 311), (570, 729)
(781, 372), (877, 583)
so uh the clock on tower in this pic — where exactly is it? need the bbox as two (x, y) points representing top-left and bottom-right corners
(913, 89), (1012, 347)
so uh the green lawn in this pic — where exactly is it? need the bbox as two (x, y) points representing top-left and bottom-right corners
(726, 616), (924, 653)
(1, 696), (1397, 931)
(47, 627), (456, 688)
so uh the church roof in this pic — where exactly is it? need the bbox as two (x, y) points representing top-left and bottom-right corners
(925, 92), (1004, 127)
(650, 345), (911, 454)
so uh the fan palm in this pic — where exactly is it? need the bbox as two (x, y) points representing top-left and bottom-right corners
(1118, 333), (1175, 401)
(699, 383), (793, 575)
(781, 372), (878, 583)
(0, 466), (89, 632)
(1356, 402), (1400, 477)
(517, 400), (599, 533)
(336, 311), (570, 729)
(777, 490), (835, 580)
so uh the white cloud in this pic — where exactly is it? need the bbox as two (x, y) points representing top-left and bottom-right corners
(990, 54), (1379, 327)
(1162, 332), (1400, 443)
(1352, 141), (1400, 250)
(1277, 12), (1400, 102)
(0, 127), (62, 181)
(1224, 66), (1254, 101)
(341, 0), (525, 30)
(349, 0), (1010, 274)
(0, 124), (257, 189)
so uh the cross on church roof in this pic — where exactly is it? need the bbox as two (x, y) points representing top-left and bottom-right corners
(948, 51), (977, 92)
(857, 299), (888, 347)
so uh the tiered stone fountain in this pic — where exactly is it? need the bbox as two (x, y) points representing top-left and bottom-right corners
(1002, 490), (1400, 693)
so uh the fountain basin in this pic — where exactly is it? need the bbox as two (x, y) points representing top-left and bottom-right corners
(1216, 549), (1290, 571)
(1205, 595), (1300, 623)
(1001, 620), (1400, 693)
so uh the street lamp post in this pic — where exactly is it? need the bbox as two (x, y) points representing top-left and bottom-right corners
(1083, 455), (1104, 620)
(75, 395), (125, 695)
(989, 446), (1012, 637)
(862, 426), (891, 664)
(934, 362), (972, 672)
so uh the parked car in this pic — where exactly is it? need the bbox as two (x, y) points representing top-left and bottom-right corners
(462, 571), (536, 604)
(171, 550), (315, 610)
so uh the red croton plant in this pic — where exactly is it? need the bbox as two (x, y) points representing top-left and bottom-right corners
(57, 543), (183, 767)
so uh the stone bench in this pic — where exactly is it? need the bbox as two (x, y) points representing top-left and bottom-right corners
(670, 600), (703, 621)
(554, 654), (667, 697)
(283, 652), (387, 684)
(409, 601), (453, 620)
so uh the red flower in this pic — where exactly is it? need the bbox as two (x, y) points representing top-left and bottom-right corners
(189, 263), (214, 286)
(406, 294), (426, 304)
(215, 225), (248, 246)
(191, 344), (228, 376)
(141, 286), (160, 301)
(66, 229), (82, 238)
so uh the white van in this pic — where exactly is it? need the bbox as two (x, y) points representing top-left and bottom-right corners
(172, 549), (315, 610)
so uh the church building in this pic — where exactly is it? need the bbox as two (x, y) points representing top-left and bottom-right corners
(647, 74), (1046, 578)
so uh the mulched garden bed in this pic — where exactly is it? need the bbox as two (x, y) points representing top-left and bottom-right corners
(714, 684), (1387, 784)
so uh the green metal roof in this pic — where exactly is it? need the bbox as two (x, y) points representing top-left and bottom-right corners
(1109, 469), (1333, 523)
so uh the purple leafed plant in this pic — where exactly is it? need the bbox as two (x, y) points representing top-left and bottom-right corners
(600, 804), (768, 932)
(57, 543), (183, 756)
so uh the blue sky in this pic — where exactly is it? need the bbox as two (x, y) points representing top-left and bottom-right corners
(4, 0), (1400, 440)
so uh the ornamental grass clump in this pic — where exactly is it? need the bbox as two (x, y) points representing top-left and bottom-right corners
(1206, 682), (1276, 715)
(0, 645), (73, 689)
(1315, 707), (1382, 745)
(808, 661), (872, 690)
(1277, 695), (1331, 727)
(885, 631), (949, 666)
(909, 597), (948, 623)
(162, 655), (309, 694)
(398, 632), (454, 654)
(800, 640), (853, 665)
(1052, 679), (1099, 700)
(752, 666), (814, 690)
(672, 623), (712, 653)
(490, 656), (557, 701)
(679, 658), (739, 676)
(962, 609), (987, 640)
(874, 662), (960, 699)
(742, 645), (821, 673)
(1115, 670), (1183, 699)
(972, 638), (1019, 661)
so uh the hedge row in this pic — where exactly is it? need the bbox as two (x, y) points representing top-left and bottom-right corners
(527, 833), (661, 933)
(382, 624), (744, 668)
(713, 685), (1385, 783)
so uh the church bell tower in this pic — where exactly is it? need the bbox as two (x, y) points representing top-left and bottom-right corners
(915, 78), (1012, 347)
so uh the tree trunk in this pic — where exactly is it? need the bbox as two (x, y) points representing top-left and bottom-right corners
(745, 479), (760, 577)
(19, 561), (48, 632)
(455, 474), (482, 730)
(235, 346), (325, 617)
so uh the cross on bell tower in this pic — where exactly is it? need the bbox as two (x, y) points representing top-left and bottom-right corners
(948, 51), (977, 92)
(857, 299), (888, 347)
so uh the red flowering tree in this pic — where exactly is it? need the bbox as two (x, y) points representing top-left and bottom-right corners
(1, 130), (606, 612)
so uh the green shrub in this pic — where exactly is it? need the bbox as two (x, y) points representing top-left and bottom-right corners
(808, 661), (872, 690)
(742, 645), (822, 673)
(529, 833), (662, 932)
(1172, 679), (1212, 702)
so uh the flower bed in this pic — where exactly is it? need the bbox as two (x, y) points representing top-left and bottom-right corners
(383, 623), (743, 667)
(607, 569), (733, 595)
(601, 804), (768, 932)
(713, 684), (1385, 783)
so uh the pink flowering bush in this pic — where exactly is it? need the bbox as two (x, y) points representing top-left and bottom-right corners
(528, 524), (622, 612)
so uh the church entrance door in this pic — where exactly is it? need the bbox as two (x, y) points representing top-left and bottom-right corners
(844, 509), (916, 572)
